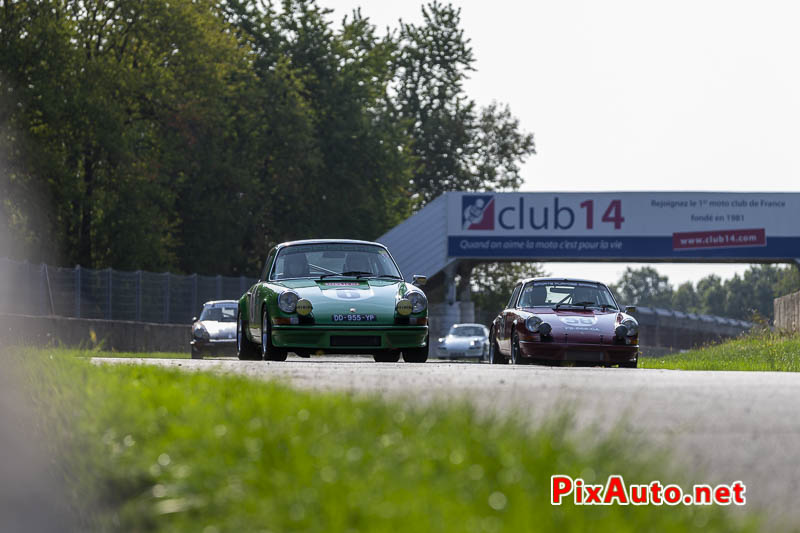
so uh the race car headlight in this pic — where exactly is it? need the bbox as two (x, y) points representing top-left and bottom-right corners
(278, 291), (300, 313)
(406, 291), (427, 313)
(192, 324), (209, 340)
(525, 316), (543, 332)
(470, 339), (480, 348)
(621, 318), (639, 337)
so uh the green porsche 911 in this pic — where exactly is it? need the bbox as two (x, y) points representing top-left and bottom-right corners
(237, 240), (429, 363)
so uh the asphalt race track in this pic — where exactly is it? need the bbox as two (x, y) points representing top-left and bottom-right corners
(97, 356), (800, 525)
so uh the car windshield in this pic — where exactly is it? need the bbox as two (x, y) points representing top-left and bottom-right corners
(450, 326), (485, 337)
(199, 305), (237, 322)
(518, 281), (618, 310)
(271, 243), (402, 280)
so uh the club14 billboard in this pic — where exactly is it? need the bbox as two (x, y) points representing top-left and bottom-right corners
(448, 192), (800, 260)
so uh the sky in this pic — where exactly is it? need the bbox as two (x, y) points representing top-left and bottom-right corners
(321, 0), (800, 286)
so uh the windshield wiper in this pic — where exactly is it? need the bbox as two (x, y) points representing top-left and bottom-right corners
(372, 274), (402, 280)
(319, 271), (374, 279)
(555, 302), (592, 310)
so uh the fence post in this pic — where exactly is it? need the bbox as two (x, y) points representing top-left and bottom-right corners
(44, 264), (55, 315)
(38, 264), (46, 315)
(216, 275), (222, 300)
(191, 273), (198, 319)
(106, 268), (113, 320)
(24, 260), (32, 315)
(164, 272), (171, 323)
(75, 265), (81, 318)
(135, 271), (142, 321)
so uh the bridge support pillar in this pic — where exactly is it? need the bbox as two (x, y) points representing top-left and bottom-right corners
(444, 263), (457, 305)
(428, 261), (479, 354)
(457, 262), (475, 324)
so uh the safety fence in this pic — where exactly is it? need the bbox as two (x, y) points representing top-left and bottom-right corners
(0, 257), (256, 324)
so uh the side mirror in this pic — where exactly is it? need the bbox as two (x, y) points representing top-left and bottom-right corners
(625, 306), (636, 314)
(412, 275), (427, 287)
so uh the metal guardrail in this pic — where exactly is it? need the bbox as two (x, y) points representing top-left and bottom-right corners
(0, 258), (256, 324)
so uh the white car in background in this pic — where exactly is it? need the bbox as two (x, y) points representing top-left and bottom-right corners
(191, 300), (238, 359)
(436, 323), (490, 360)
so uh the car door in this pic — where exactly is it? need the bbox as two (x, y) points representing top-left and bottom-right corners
(247, 282), (260, 340)
(250, 247), (277, 340)
(499, 283), (523, 354)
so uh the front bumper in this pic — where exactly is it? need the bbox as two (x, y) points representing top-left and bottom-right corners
(191, 338), (237, 355)
(519, 340), (638, 364)
(271, 325), (428, 352)
(437, 346), (485, 359)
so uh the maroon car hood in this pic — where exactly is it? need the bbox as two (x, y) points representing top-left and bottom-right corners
(523, 307), (620, 343)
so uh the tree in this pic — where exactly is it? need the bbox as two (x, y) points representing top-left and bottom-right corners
(395, 2), (534, 207)
(610, 266), (673, 308)
(694, 275), (726, 316)
(470, 262), (547, 319)
(1, 0), (537, 278)
(672, 281), (699, 313)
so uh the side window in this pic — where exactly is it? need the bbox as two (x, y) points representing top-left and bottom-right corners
(507, 283), (522, 309)
(261, 248), (277, 281)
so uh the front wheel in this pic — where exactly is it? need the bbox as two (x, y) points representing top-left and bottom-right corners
(403, 335), (429, 363)
(511, 333), (524, 365)
(237, 311), (261, 361)
(620, 360), (638, 368)
(262, 308), (288, 362)
(373, 350), (401, 363)
(488, 329), (507, 365)
(191, 345), (203, 360)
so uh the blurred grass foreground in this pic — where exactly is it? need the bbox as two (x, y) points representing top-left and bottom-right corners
(17, 348), (760, 532)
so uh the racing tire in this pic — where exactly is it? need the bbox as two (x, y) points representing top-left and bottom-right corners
(402, 335), (429, 363)
(488, 329), (507, 365)
(620, 360), (638, 368)
(373, 350), (401, 363)
(191, 345), (203, 360)
(237, 311), (261, 361)
(511, 333), (524, 365)
(262, 307), (288, 361)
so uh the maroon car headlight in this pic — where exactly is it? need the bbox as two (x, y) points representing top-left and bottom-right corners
(621, 318), (639, 336)
(525, 316), (543, 332)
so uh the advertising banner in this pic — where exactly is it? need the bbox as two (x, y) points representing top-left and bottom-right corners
(448, 192), (800, 260)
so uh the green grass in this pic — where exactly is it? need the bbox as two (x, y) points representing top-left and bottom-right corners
(79, 350), (191, 359)
(20, 348), (761, 532)
(641, 330), (800, 372)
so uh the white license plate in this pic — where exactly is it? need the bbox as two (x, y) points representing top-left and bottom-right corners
(332, 314), (376, 322)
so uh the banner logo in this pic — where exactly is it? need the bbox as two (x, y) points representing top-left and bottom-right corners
(462, 195), (494, 230)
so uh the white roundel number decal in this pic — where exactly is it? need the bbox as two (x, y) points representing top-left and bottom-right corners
(336, 289), (362, 300)
(559, 316), (597, 325)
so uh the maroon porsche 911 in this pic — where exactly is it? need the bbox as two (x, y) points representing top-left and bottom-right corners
(488, 278), (639, 367)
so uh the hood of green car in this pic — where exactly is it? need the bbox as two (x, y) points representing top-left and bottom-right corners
(274, 279), (421, 324)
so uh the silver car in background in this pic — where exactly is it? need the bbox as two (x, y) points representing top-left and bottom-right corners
(436, 323), (490, 360)
(191, 300), (238, 359)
